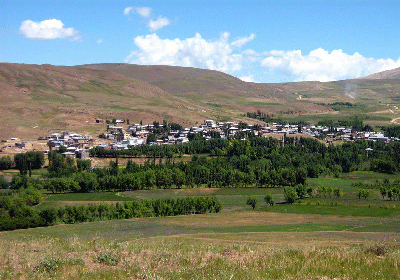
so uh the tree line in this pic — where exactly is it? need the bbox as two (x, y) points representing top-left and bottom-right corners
(0, 193), (222, 231)
(4, 136), (400, 193)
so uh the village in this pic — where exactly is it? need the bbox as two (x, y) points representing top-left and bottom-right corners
(1, 119), (399, 158)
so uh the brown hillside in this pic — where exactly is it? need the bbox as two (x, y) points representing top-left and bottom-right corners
(0, 63), (176, 140)
(1, 62), (400, 140)
(360, 67), (400, 80)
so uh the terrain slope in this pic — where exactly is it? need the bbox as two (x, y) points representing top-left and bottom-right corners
(1, 62), (400, 140)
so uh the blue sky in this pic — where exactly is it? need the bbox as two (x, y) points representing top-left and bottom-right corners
(1, 0), (400, 83)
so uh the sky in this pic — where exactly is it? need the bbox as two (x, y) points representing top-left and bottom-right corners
(2, 0), (400, 83)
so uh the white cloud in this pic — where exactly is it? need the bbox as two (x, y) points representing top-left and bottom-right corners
(261, 48), (400, 82)
(239, 75), (258, 83)
(124, 6), (151, 17)
(97, 39), (103, 44)
(136, 7), (152, 18)
(19, 19), (81, 41)
(124, 7), (134, 15)
(232, 33), (255, 48)
(126, 32), (255, 73)
(148, 16), (170, 31)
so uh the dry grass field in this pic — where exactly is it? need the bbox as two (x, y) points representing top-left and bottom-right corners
(1, 211), (400, 279)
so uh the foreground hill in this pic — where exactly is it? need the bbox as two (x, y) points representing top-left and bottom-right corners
(1, 62), (400, 140)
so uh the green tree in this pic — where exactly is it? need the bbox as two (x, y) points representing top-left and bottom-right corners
(264, 194), (274, 206)
(358, 189), (370, 200)
(333, 188), (343, 198)
(76, 159), (92, 172)
(0, 156), (13, 170)
(307, 187), (314, 197)
(14, 151), (44, 176)
(284, 187), (298, 204)
(0, 175), (9, 189)
(146, 133), (157, 144)
(295, 184), (307, 199)
(246, 197), (257, 209)
(380, 186), (387, 200)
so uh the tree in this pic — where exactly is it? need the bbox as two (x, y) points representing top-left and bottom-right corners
(14, 151), (44, 176)
(358, 189), (370, 200)
(295, 184), (307, 199)
(333, 188), (343, 198)
(264, 194), (274, 206)
(284, 187), (298, 204)
(74, 172), (98, 193)
(77, 159), (92, 172)
(146, 133), (157, 144)
(246, 197), (257, 209)
(48, 151), (75, 177)
(380, 186), (387, 200)
(0, 175), (9, 189)
(0, 156), (12, 170)
(307, 187), (314, 198)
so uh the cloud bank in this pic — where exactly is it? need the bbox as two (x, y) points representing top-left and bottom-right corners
(126, 32), (254, 73)
(261, 48), (400, 82)
(125, 31), (400, 82)
(19, 19), (80, 41)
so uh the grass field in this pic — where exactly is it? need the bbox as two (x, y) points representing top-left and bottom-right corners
(2, 171), (400, 279)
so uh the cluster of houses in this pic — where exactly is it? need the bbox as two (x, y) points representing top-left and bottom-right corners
(2, 119), (398, 156)
(96, 119), (398, 151)
(45, 132), (92, 158)
(301, 126), (397, 142)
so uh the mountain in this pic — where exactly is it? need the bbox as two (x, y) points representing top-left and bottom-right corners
(360, 67), (400, 80)
(0, 62), (399, 140)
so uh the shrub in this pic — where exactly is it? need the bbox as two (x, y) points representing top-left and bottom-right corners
(97, 252), (119, 266)
(358, 189), (370, 200)
(246, 197), (257, 209)
(264, 194), (274, 206)
(284, 187), (298, 204)
(333, 188), (343, 198)
(365, 244), (387, 256)
(34, 257), (63, 273)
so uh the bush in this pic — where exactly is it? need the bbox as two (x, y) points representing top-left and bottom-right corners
(246, 197), (257, 209)
(284, 187), (298, 204)
(97, 252), (119, 266)
(333, 188), (343, 198)
(264, 194), (274, 206)
(358, 189), (371, 200)
(35, 257), (64, 273)
(365, 244), (387, 256)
